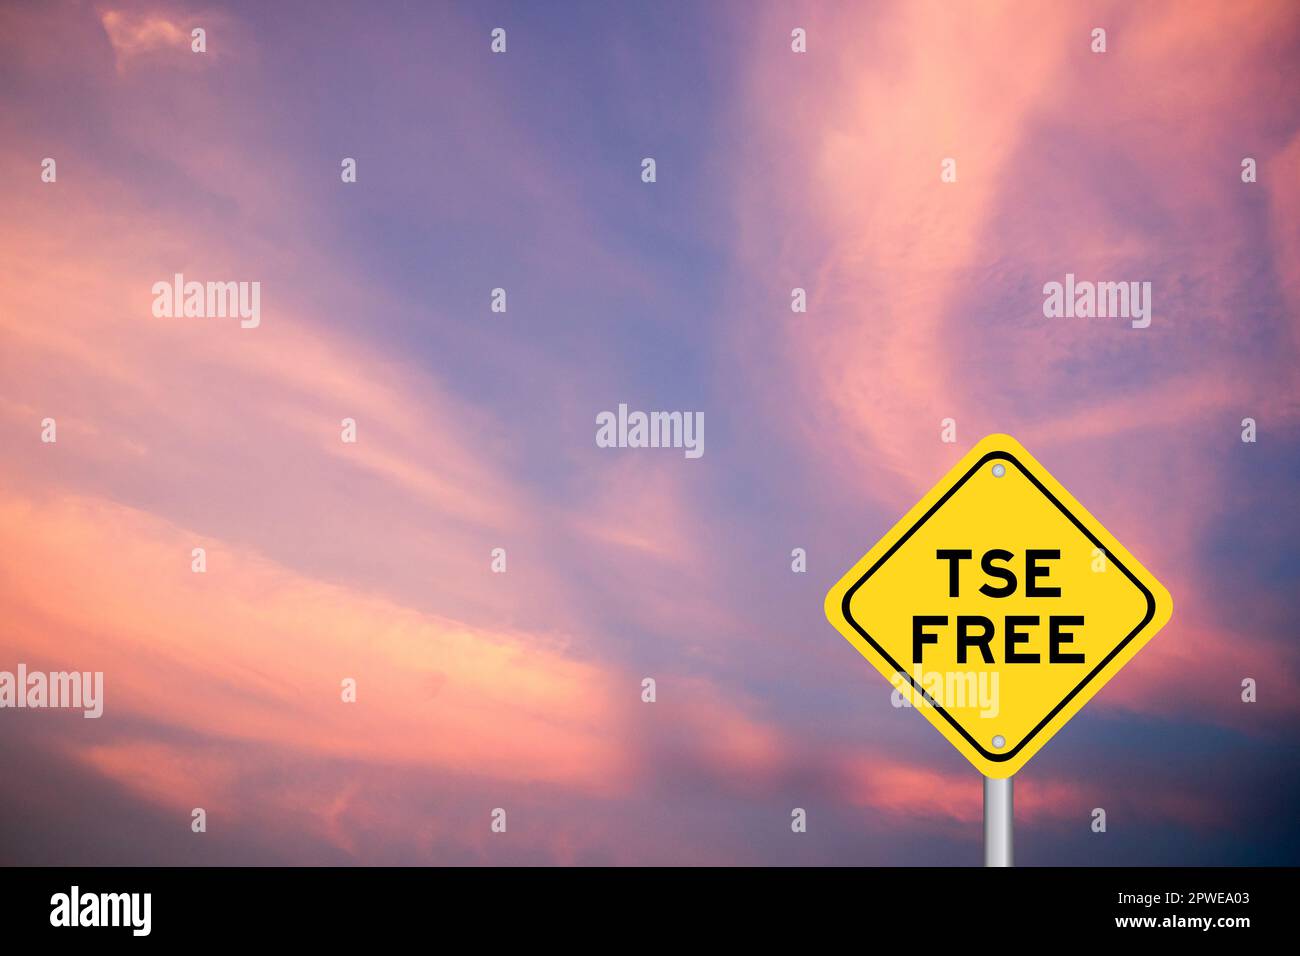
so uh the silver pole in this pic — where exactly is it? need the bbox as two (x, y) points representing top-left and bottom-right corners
(983, 775), (1013, 867)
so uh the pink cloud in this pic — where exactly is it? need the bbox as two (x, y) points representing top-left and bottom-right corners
(0, 492), (635, 792)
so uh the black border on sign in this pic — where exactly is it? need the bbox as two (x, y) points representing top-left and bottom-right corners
(840, 451), (1157, 763)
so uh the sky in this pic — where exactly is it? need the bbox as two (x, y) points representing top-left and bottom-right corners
(0, 0), (1298, 866)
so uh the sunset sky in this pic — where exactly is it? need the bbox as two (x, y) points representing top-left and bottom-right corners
(1, 0), (1298, 865)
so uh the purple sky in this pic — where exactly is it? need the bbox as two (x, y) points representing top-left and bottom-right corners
(1, 0), (1298, 865)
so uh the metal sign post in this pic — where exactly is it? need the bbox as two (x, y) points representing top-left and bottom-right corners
(983, 775), (1013, 867)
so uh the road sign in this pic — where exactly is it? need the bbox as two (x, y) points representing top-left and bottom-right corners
(825, 434), (1172, 778)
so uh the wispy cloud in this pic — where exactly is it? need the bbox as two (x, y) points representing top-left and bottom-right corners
(1, 0), (1296, 864)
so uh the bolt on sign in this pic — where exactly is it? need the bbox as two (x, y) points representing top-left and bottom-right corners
(825, 434), (1172, 778)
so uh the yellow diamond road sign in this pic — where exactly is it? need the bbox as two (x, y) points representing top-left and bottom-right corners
(825, 434), (1172, 778)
